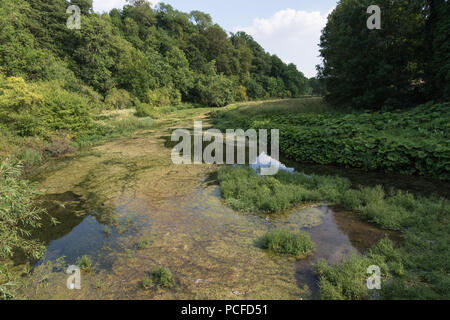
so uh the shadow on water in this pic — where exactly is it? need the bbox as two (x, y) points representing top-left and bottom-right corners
(22, 192), (145, 270)
(280, 155), (450, 199)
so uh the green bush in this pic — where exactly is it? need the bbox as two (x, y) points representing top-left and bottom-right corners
(261, 229), (314, 257)
(135, 102), (157, 118)
(105, 88), (132, 110)
(151, 266), (174, 289)
(0, 75), (95, 137)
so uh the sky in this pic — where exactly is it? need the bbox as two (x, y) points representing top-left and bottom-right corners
(93, 1), (338, 78)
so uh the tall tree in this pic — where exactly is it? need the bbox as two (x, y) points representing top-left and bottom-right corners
(319, 0), (425, 109)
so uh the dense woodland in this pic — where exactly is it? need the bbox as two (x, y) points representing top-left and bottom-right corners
(319, 0), (449, 109)
(0, 0), (312, 136)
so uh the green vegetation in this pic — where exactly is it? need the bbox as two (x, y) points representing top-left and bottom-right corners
(76, 255), (93, 272)
(217, 165), (450, 299)
(217, 166), (349, 213)
(136, 239), (150, 250)
(261, 229), (314, 258)
(141, 275), (153, 290)
(213, 100), (450, 181)
(0, 159), (52, 260)
(319, 0), (449, 108)
(316, 238), (404, 300)
(151, 266), (174, 289)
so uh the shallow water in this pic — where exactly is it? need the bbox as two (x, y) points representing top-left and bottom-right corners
(13, 112), (403, 300)
(18, 181), (394, 300)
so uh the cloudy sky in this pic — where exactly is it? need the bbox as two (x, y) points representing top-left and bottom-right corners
(93, 0), (338, 78)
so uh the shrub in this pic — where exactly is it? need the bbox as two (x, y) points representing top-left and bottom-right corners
(135, 102), (157, 118)
(235, 85), (249, 102)
(151, 266), (174, 289)
(261, 229), (315, 257)
(194, 73), (236, 107)
(105, 88), (132, 110)
(44, 135), (77, 157)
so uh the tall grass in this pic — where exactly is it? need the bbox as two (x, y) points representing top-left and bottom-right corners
(261, 229), (315, 258)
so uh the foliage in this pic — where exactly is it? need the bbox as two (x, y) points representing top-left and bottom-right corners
(316, 238), (405, 300)
(0, 159), (49, 260)
(76, 255), (93, 272)
(0, 0), (308, 113)
(213, 100), (450, 181)
(425, 0), (450, 101)
(105, 88), (133, 110)
(151, 266), (174, 289)
(319, 0), (426, 108)
(261, 229), (315, 257)
(141, 275), (152, 290)
(217, 165), (450, 299)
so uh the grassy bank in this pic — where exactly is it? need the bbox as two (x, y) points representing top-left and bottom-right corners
(217, 165), (450, 299)
(212, 98), (450, 181)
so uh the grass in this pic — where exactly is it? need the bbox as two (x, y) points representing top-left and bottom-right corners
(217, 165), (450, 299)
(76, 255), (93, 272)
(136, 239), (150, 250)
(141, 275), (153, 290)
(261, 229), (315, 258)
(217, 166), (349, 213)
(316, 238), (404, 300)
(151, 266), (174, 289)
(75, 111), (154, 148)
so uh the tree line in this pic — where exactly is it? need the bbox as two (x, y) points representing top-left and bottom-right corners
(318, 0), (449, 109)
(0, 0), (318, 121)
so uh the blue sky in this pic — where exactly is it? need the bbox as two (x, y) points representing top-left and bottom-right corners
(93, 1), (339, 77)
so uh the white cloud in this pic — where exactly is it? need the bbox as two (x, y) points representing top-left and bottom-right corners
(234, 9), (329, 78)
(93, 0), (161, 13)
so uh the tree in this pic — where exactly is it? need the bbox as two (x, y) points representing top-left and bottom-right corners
(425, 0), (450, 100)
(319, 0), (425, 109)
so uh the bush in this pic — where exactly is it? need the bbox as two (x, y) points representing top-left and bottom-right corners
(235, 85), (249, 102)
(194, 73), (236, 107)
(105, 88), (132, 110)
(151, 266), (174, 289)
(135, 102), (158, 118)
(0, 75), (95, 137)
(261, 229), (315, 257)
